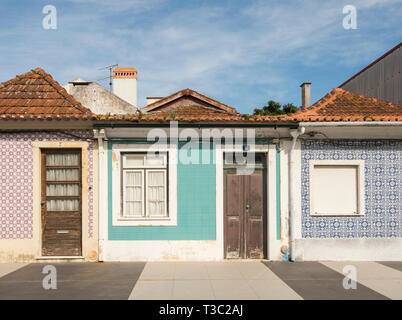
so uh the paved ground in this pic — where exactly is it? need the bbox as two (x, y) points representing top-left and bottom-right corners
(0, 261), (401, 300)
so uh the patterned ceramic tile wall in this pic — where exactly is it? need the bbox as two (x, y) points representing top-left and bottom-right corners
(302, 140), (401, 238)
(0, 130), (94, 239)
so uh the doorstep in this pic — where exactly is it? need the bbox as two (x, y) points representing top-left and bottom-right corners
(35, 256), (85, 260)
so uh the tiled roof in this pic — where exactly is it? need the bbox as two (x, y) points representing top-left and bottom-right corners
(97, 112), (288, 123)
(1, 68), (400, 124)
(97, 88), (402, 123)
(290, 88), (402, 122)
(0, 68), (94, 121)
(141, 88), (238, 114)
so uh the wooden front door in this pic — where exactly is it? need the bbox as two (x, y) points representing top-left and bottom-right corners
(41, 149), (82, 256)
(224, 154), (266, 259)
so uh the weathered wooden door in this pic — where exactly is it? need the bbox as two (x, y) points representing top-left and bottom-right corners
(224, 154), (266, 259)
(41, 149), (82, 256)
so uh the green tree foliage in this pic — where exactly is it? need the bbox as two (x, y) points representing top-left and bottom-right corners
(253, 100), (299, 116)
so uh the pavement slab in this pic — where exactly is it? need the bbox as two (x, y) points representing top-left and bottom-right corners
(0, 262), (145, 300)
(322, 261), (402, 300)
(130, 261), (302, 300)
(378, 261), (402, 273)
(0, 263), (28, 279)
(263, 261), (389, 300)
(1, 261), (401, 300)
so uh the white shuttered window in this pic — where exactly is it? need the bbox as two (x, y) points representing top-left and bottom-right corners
(122, 153), (167, 219)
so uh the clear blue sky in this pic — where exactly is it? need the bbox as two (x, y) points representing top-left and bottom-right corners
(0, 0), (401, 113)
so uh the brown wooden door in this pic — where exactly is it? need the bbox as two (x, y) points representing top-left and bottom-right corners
(224, 155), (266, 259)
(41, 149), (82, 256)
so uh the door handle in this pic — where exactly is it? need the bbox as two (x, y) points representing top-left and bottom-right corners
(245, 204), (250, 211)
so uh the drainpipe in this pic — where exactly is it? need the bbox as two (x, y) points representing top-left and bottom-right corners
(93, 129), (106, 261)
(288, 126), (305, 261)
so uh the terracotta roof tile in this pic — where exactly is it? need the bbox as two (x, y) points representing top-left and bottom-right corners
(290, 88), (402, 122)
(141, 88), (238, 114)
(0, 68), (95, 121)
(96, 88), (401, 124)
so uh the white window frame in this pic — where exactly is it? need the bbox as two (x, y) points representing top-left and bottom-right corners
(122, 169), (145, 218)
(309, 160), (365, 216)
(112, 143), (177, 226)
(145, 169), (168, 218)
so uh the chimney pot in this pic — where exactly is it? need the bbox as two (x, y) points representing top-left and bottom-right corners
(300, 82), (311, 109)
(112, 67), (138, 107)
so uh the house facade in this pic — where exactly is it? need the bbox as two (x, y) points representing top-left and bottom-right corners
(0, 67), (401, 263)
(94, 89), (293, 261)
(291, 88), (402, 260)
(0, 68), (99, 262)
(94, 88), (402, 262)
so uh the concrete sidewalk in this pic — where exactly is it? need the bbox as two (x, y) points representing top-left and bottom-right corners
(129, 261), (302, 300)
(0, 261), (401, 300)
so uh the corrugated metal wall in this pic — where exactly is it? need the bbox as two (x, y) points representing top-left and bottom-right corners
(341, 46), (402, 105)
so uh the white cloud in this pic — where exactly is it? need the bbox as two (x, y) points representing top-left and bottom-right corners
(1, 0), (401, 112)
(66, 0), (164, 13)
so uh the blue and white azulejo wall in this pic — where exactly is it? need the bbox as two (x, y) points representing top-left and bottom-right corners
(301, 140), (401, 239)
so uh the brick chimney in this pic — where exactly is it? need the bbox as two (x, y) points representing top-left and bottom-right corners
(113, 67), (138, 107)
(300, 82), (311, 109)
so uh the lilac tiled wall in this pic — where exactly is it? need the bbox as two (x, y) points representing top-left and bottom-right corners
(0, 130), (94, 239)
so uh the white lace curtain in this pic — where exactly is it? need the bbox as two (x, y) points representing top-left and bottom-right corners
(124, 170), (166, 217)
(46, 154), (79, 166)
(147, 171), (165, 217)
(45, 153), (80, 212)
(125, 171), (143, 217)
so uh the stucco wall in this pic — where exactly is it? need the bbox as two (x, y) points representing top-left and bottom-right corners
(64, 82), (137, 115)
(301, 140), (401, 239)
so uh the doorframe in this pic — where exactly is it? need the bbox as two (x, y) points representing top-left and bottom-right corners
(40, 148), (83, 256)
(216, 144), (276, 260)
(32, 141), (89, 258)
(223, 153), (267, 259)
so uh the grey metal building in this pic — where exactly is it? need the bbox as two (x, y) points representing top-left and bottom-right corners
(340, 42), (402, 106)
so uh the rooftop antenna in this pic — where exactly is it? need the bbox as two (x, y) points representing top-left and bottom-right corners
(98, 64), (118, 92)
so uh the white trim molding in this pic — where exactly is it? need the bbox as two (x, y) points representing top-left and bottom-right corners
(216, 143), (278, 260)
(309, 160), (365, 217)
(111, 143), (178, 226)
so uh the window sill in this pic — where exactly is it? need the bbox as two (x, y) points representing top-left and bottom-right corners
(118, 217), (170, 221)
(310, 213), (364, 217)
(112, 216), (177, 227)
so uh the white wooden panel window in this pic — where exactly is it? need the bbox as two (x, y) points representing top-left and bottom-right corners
(146, 170), (167, 217)
(309, 160), (365, 216)
(123, 170), (144, 217)
(121, 153), (168, 219)
(45, 153), (80, 211)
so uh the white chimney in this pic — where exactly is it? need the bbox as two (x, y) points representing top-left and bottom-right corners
(113, 67), (138, 108)
(300, 82), (311, 109)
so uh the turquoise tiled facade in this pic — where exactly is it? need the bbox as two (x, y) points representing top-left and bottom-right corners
(108, 141), (216, 240)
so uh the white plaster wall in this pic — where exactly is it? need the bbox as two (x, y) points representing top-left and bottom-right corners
(302, 125), (402, 139)
(103, 240), (223, 261)
(113, 78), (138, 108)
(295, 238), (402, 261)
